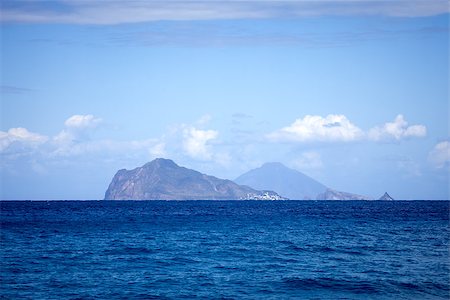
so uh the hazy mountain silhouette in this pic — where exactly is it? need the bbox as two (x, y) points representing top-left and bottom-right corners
(317, 188), (373, 200)
(235, 162), (327, 200)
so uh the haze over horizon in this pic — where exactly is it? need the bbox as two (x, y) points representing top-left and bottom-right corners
(1, 0), (449, 200)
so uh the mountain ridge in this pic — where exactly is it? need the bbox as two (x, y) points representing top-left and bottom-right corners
(104, 158), (286, 200)
(105, 158), (377, 201)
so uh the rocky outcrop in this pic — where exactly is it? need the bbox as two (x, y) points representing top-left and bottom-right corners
(316, 188), (373, 200)
(378, 192), (394, 200)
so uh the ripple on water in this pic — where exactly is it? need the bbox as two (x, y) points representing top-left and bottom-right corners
(1, 200), (448, 299)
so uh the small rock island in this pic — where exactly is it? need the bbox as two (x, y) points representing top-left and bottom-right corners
(378, 192), (394, 200)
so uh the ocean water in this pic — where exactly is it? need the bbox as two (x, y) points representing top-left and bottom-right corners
(1, 200), (449, 299)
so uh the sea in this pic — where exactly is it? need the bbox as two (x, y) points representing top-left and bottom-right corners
(1, 200), (449, 299)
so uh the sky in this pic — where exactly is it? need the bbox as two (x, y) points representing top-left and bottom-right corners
(1, 0), (449, 200)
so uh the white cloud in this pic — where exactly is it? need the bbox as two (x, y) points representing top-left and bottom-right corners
(368, 115), (426, 141)
(0, 127), (48, 152)
(182, 126), (218, 160)
(1, 114), (222, 166)
(428, 141), (450, 169)
(0, 114), (166, 163)
(267, 114), (364, 143)
(1, 1), (447, 24)
(149, 142), (166, 157)
(53, 114), (103, 147)
(268, 114), (427, 144)
(64, 114), (102, 129)
(292, 151), (324, 170)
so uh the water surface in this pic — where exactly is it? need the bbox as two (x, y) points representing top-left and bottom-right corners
(1, 200), (449, 299)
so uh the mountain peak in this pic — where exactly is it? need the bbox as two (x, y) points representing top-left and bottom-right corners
(260, 162), (286, 169)
(236, 162), (327, 200)
(143, 158), (177, 168)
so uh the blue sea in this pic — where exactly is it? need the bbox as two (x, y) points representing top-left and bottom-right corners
(1, 200), (449, 299)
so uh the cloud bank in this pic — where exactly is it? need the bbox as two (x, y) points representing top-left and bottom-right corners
(0, 114), (223, 169)
(2, 1), (448, 25)
(0, 112), (431, 181)
(368, 114), (427, 141)
(0, 127), (48, 153)
(1, 113), (428, 163)
(267, 114), (364, 143)
(268, 114), (427, 143)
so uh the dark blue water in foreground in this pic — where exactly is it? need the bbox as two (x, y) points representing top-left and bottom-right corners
(1, 201), (449, 299)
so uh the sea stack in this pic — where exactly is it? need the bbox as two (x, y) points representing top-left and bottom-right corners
(378, 192), (394, 200)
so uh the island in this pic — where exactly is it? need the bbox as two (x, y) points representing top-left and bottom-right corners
(104, 158), (287, 200)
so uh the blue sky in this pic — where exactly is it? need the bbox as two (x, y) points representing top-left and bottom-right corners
(1, 0), (449, 200)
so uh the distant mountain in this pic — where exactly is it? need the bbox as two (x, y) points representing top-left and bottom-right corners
(235, 162), (374, 200)
(316, 188), (373, 200)
(104, 158), (286, 200)
(235, 162), (327, 200)
(378, 192), (394, 200)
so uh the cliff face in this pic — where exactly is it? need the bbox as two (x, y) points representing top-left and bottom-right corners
(104, 158), (286, 200)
